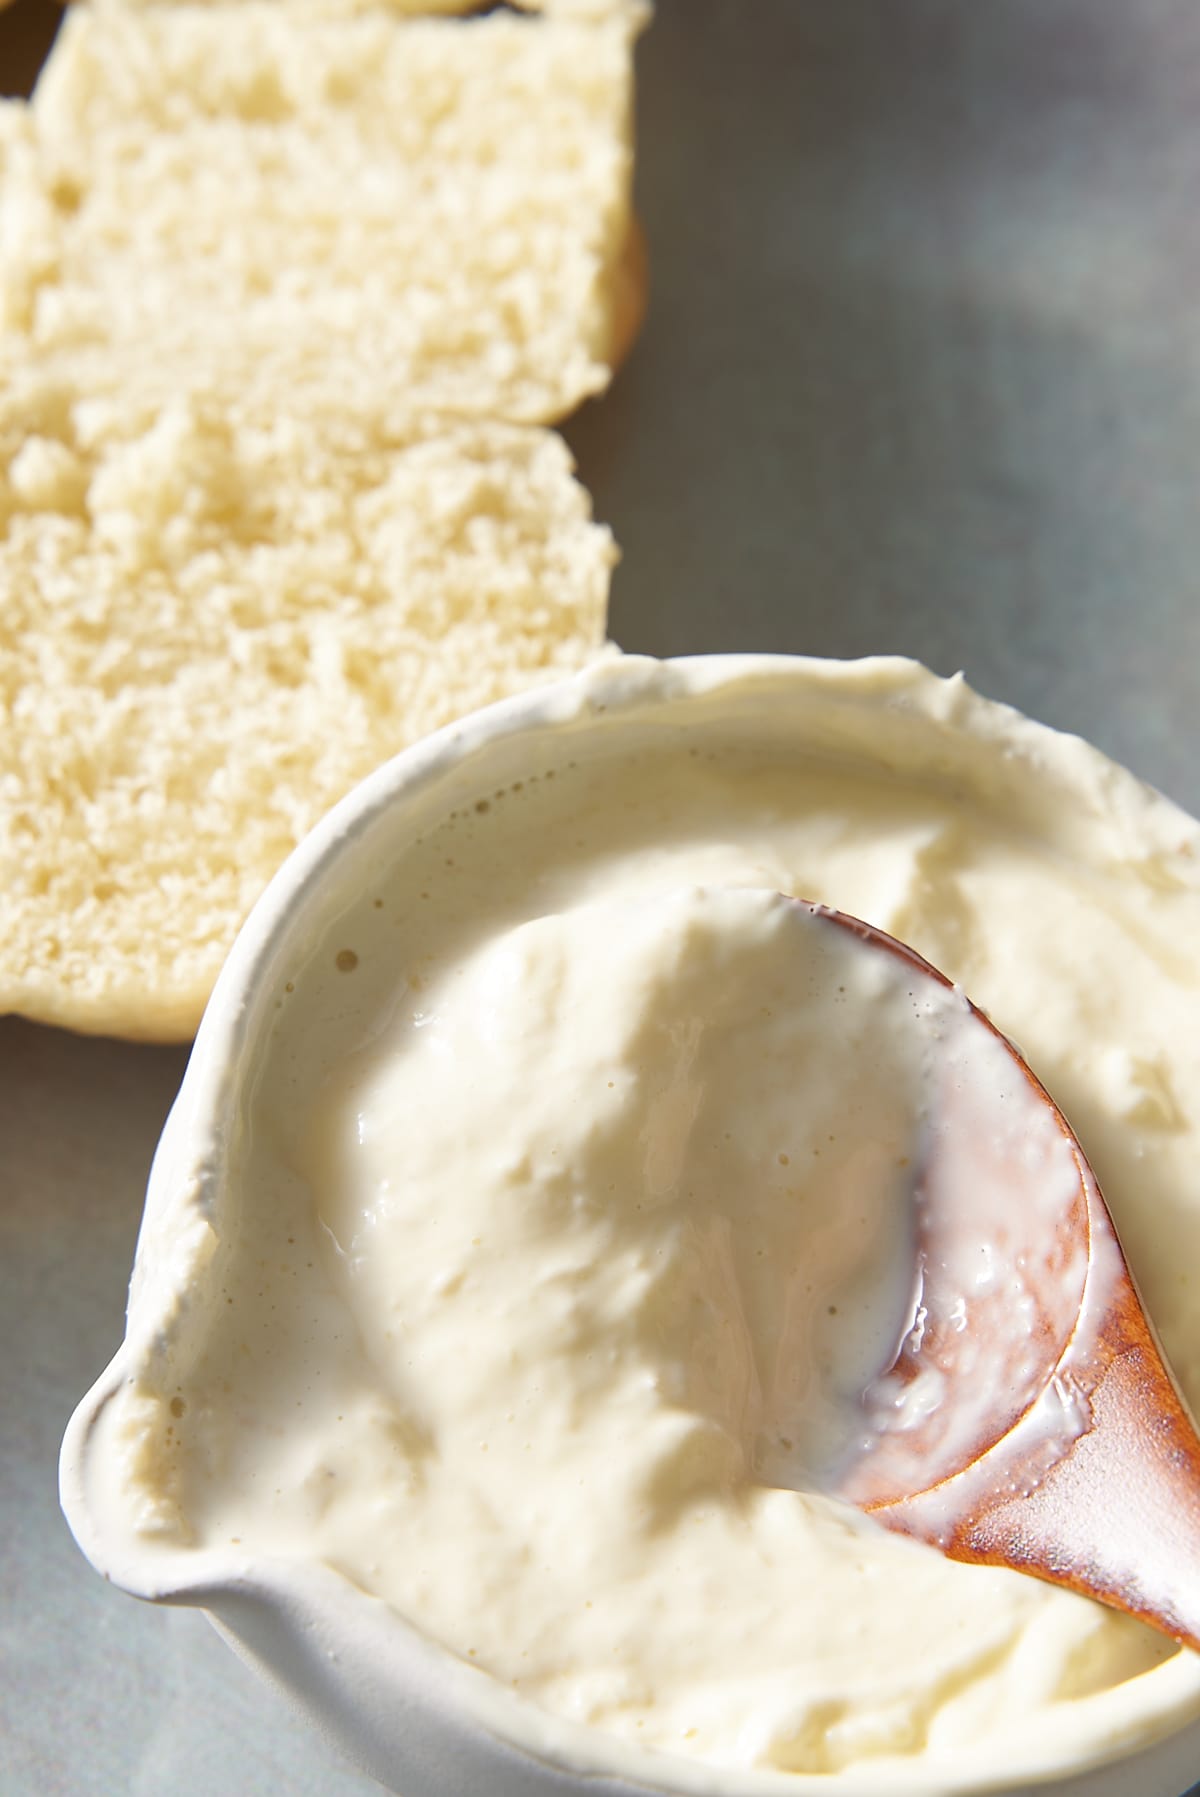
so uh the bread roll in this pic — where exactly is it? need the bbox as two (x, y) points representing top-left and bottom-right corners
(0, 400), (616, 1041)
(87, 2), (641, 16)
(0, 0), (644, 1040)
(1, 0), (643, 424)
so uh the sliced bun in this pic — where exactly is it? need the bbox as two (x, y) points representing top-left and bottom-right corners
(1, 0), (643, 1040)
(0, 400), (616, 1041)
(1, 1), (642, 424)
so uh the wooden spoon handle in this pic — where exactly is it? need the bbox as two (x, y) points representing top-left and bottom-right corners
(957, 1328), (1200, 1650)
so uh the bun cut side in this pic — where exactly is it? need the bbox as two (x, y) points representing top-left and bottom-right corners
(0, 405), (616, 1041)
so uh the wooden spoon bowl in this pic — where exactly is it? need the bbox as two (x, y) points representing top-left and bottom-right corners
(803, 903), (1200, 1653)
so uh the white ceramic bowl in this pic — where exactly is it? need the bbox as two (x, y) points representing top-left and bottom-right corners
(61, 655), (1200, 1797)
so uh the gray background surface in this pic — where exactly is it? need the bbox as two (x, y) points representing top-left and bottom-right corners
(2, 1), (1199, 1791)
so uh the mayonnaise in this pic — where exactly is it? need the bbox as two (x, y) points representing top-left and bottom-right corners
(312, 886), (958, 1502)
(90, 659), (1200, 1786)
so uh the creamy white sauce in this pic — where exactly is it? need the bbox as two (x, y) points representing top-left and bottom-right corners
(310, 886), (965, 1500)
(98, 668), (1200, 1783)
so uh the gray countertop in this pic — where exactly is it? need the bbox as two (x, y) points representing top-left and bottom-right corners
(3, 2), (1199, 1792)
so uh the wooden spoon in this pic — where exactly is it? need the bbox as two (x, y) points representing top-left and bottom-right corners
(803, 902), (1200, 1653)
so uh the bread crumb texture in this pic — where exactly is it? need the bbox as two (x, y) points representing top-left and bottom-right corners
(0, 401), (616, 1041)
(99, 1), (644, 17)
(0, 2), (640, 423)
